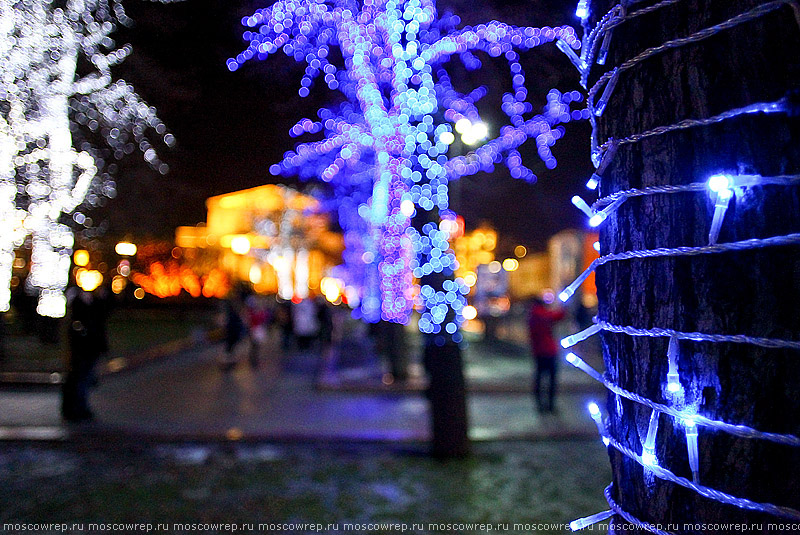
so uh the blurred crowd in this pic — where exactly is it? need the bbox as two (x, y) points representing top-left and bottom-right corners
(218, 287), (336, 371)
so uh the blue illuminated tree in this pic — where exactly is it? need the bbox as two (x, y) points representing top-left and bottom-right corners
(230, 0), (583, 328)
(230, 0), (585, 455)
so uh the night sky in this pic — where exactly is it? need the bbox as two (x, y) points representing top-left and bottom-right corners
(106, 0), (593, 252)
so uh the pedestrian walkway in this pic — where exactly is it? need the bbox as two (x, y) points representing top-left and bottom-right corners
(0, 333), (605, 443)
(320, 333), (601, 394)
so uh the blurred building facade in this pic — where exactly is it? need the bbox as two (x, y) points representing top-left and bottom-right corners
(175, 185), (343, 299)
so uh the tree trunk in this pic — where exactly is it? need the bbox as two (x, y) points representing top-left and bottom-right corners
(423, 340), (470, 458)
(589, 0), (800, 531)
(415, 204), (471, 458)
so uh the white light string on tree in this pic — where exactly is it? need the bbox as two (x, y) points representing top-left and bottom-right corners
(572, 171), (800, 236)
(579, 406), (800, 524)
(586, 320), (800, 351)
(564, 0), (686, 83)
(569, 510), (614, 532)
(581, 0), (800, 160)
(558, 232), (800, 303)
(559, 0), (800, 531)
(591, 174), (800, 211)
(579, 0), (685, 82)
(592, 96), (794, 156)
(583, 414), (800, 530)
(564, 351), (800, 447)
(571, 173), (800, 237)
(585, 0), (800, 102)
(578, 96), (792, 190)
(603, 431), (800, 520)
(603, 484), (677, 535)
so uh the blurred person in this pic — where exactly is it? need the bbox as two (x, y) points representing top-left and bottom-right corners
(528, 296), (565, 413)
(61, 282), (111, 422)
(273, 298), (294, 352)
(292, 297), (319, 352)
(220, 286), (248, 371)
(315, 295), (333, 351)
(245, 294), (270, 368)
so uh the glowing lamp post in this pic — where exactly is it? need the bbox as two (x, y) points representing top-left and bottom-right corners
(229, 236), (251, 256)
(454, 118), (489, 146)
(114, 242), (138, 257)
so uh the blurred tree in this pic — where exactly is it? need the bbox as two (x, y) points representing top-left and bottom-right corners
(0, 0), (174, 317)
(231, 0), (585, 456)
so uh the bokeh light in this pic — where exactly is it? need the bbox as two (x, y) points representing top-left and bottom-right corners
(73, 250), (90, 267)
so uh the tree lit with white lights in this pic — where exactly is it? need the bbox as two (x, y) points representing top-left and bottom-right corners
(0, 0), (173, 317)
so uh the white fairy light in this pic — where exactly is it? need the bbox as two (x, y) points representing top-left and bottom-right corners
(586, 138), (618, 190)
(588, 195), (626, 227)
(707, 174), (732, 193)
(666, 337), (682, 396)
(707, 175), (733, 245)
(641, 409), (660, 468)
(684, 417), (701, 484)
(594, 67), (619, 116)
(575, 0), (590, 21)
(567, 349), (800, 446)
(556, 39), (588, 73)
(588, 402), (610, 446)
(571, 195), (595, 218)
(561, 323), (602, 348)
(570, 510), (612, 531)
(558, 233), (800, 303)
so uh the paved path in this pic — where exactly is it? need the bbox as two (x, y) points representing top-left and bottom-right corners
(0, 335), (604, 443)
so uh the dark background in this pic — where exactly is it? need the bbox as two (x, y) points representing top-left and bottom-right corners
(107, 0), (593, 251)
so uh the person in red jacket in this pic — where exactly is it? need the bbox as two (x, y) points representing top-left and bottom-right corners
(528, 296), (566, 413)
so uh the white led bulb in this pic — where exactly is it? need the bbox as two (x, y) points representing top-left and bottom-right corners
(684, 418), (700, 484)
(572, 196), (595, 218)
(641, 410), (660, 468)
(708, 178), (733, 245)
(595, 68), (620, 116)
(575, 1), (590, 20)
(561, 323), (603, 348)
(556, 39), (587, 73)
(570, 510), (612, 531)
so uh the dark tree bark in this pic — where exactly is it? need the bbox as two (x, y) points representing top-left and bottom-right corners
(589, 0), (800, 531)
(423, 340), (470, 458)
(0, 314), (5, 367)
(415, 205), (470, 458)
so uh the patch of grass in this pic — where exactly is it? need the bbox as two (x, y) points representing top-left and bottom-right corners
(106, 307), (213, 355)
(0, 441), (612, 533)
(1, 305), (215, 372)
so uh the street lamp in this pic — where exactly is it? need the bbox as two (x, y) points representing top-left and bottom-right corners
(230, 236), (251, 255)
(454, 118), (489, 146)
(115, 241), (137, 256)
